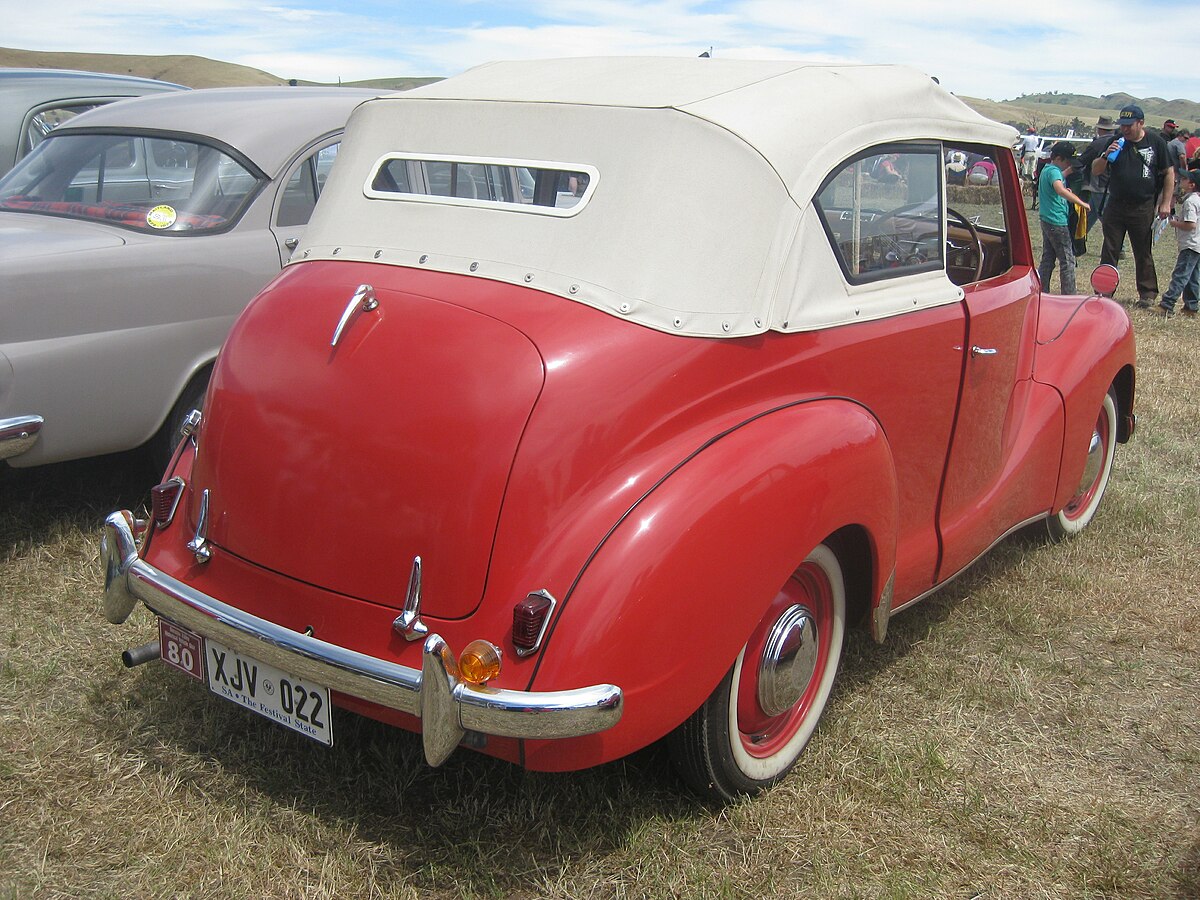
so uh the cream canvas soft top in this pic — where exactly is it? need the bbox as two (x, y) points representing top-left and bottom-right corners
(296, 58), (1018, 337)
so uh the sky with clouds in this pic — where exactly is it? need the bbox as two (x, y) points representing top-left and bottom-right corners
(3, 0), (1196, 102)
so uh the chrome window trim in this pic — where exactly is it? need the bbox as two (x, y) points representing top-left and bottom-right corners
(362, 152), (599, 218)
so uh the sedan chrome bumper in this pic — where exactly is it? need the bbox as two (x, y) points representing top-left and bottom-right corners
(101, 510), (622, 766)
(0, 415), (43, 460)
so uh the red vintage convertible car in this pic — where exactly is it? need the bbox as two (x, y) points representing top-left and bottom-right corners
(102, 58), (1135, 800)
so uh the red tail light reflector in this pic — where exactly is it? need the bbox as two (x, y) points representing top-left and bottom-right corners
(512, 590), (556, 656)
(151, 477), (185, 528)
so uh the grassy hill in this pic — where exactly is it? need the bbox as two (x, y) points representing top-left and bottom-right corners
(0, 46), (438, 91)
(959, 91), (1198, 134)
(3, 47), (1196, 130)
(0, 46), (285, 88)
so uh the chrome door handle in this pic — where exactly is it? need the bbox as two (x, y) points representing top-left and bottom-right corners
(971, 346), (998, 357)
(285, 237), (299, 250)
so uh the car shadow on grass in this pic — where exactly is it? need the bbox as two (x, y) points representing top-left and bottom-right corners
(823, 524), (1060, 752)
(0, 450), (156, 555)
(91, 647), (698, 894)
(85, 519), (1049, 895)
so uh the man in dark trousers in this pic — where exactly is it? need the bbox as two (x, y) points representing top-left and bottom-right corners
(1091, 104), (1175, 306)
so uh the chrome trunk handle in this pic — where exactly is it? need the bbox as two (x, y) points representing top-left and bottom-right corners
(330, 284), (378, 347)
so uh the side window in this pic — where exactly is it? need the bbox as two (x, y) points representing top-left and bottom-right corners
(277, 143), (339, 227)
(944, 142), (1013, 285)
(66, 137), (146, 202)
(22, 103), (103, 156)
(816, 145), (943, 283)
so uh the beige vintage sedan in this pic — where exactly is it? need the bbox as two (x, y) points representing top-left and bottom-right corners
(0, 86), (378, 468)
(0, 68), (187, 178)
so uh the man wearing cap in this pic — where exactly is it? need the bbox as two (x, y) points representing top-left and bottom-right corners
(1079, 115), (1118, 227)
(1161, 119), (1179, 143)
(1091, 104), (1174, 306)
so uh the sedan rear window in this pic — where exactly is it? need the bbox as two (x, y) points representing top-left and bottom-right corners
(364, 154), (597, 216)
(0, 132), (263, 234)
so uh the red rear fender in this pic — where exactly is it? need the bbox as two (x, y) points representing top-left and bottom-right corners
(520, 398), (899, 771)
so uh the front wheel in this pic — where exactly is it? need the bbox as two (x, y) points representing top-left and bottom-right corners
(1046, 389), (1117, 541)
(668, 543), (846, 801)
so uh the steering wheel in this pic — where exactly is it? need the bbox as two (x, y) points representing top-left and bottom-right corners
(946, 207), (984, 283)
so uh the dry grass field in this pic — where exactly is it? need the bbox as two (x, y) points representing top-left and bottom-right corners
(1, 222), (1197, 899)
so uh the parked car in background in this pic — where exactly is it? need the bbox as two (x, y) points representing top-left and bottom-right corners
(102, 59), (1136, 801)
(0, 68), (187, 178)
(0, 86), (379, 468)
(1035, 134), (1091, 161)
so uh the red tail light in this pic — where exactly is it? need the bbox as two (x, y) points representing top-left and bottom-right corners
(512, 590), (555, 656)
(150, 478), (185, 528)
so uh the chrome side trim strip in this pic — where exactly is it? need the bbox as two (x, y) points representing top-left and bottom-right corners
(0, 415), (44, 460)
(891, 513), (1046, 616)
(101, 512), (622, 764)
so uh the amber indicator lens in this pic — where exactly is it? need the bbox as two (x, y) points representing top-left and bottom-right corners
(512, 592), (554, 651)
(150, 480), (184, 527)
(458, 640), (503, 684)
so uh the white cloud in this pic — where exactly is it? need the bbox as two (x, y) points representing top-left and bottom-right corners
(2, 0), (1195, 99)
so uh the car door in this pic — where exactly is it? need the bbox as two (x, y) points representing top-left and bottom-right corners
(934, 145), (1060, 581)
(270, 141), (341, 265)
(812, 144), (968, 605)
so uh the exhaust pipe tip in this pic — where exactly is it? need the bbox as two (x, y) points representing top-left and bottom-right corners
(122, 640), (161, 668)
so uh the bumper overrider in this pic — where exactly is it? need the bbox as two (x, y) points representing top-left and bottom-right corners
(0, 415), (43, 461)
(101, 510), (623, 766)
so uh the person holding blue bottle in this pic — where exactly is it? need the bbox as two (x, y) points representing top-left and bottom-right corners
(1091, 105), (1175, 307)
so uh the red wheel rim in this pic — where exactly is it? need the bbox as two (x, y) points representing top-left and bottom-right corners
(735, 561), (834, 758)
(1062, 402), (1111, 521)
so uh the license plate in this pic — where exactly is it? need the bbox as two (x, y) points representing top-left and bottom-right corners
(158, 619), (334, 746)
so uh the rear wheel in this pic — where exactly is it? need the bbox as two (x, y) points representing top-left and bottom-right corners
(668, 543), (846, 801)
(1046, 389), (1117, 541)
(148, 371), (209, 475)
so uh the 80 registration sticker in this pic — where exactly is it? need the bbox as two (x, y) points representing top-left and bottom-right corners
(156, 618), (333, 746)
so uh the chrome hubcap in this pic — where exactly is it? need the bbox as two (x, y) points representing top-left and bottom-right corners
(1077, 428), (1103, 497)
(757, 604), (819, 717)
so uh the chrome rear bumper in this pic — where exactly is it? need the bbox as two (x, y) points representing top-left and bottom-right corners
(101, 510), (622, 766)
(0, 415), (43, 460)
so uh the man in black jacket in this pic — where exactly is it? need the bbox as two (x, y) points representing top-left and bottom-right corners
(1091, 105), (1175, 306)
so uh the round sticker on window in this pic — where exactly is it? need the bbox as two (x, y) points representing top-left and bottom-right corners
(146, 205), (178, 229)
